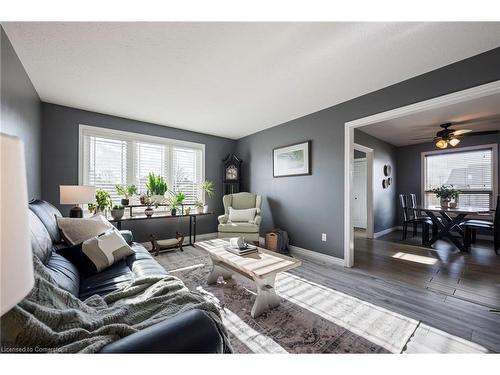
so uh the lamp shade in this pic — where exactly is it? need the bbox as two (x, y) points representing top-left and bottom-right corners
(60, 185), (96, 205)
(1, 134), (34, 315)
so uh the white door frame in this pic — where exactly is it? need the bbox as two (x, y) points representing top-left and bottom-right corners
(343, 79), (500, 268)
(353, 144), (374, 239)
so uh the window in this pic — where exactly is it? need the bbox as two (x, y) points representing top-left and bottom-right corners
(80, 125), (205, 206)
(422, 145), (497, 209)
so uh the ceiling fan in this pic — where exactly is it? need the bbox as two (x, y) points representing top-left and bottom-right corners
(412, 121), (499, 149)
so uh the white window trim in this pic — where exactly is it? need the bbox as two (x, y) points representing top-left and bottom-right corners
(420, 143), (498, 208)
(78, 124), (205, 199)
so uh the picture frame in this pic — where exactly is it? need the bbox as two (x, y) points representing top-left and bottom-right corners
(273, 141), (311, 177)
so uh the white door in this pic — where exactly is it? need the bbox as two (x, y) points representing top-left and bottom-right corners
(352, 159), (367, 228)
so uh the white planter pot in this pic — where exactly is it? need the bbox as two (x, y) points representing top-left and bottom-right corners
(203, 205), (209, 214)
(196, 207), (204, 214)
(150, 194), (166, 205)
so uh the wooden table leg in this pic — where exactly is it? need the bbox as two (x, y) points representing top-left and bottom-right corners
(251, 274), (281, 318)
(207, 261), (233, 285)
(426, 210), (468, 252)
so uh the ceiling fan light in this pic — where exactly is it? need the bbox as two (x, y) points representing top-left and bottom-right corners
(449, 137), (460, 147)
(435, 139), (448, 149)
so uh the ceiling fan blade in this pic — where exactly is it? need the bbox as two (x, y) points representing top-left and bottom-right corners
(463, 130), (499, 137)
(450, 129), (472, 136)
(450, 115), (500, 126)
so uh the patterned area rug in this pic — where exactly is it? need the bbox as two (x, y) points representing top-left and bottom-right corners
(152, 245), (418, 354)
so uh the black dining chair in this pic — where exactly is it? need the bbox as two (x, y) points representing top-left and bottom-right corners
(399, 194), (432, 245)
(462, 195), (500, 255)
(409, 193), (438, 238)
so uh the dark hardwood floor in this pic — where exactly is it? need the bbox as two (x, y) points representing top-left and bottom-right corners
(353, 229), (500, 310)
(290, 250), (500, 352)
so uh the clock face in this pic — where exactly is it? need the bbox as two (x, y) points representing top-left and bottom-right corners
(226, 165), (238, 180)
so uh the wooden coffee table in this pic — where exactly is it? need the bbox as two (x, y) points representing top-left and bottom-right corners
(194, 239), (301, 318)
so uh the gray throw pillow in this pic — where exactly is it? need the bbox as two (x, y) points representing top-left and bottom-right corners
(56, 215), (114, 245)
(82, 229), (134, 273)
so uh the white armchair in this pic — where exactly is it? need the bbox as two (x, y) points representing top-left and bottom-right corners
(218, 192), (262, 242)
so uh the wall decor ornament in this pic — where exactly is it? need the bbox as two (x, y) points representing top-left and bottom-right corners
(384, 164), (392, 176)
(273, 141), (311, 177)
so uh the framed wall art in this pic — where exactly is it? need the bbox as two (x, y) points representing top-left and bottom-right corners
(273, 141), (311, 177)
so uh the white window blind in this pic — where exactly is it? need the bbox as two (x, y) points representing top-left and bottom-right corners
(135, 142), (166, 195)
(424, 147), (494, 209)
(86, 135), (127, 202)
(80, 126), (204, 207)
(171, 147), (202, 205)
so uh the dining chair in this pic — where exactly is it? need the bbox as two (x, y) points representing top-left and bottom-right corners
(462, 195), (500, 255)
(399, 194), (432, 245)
(409, 193), (438, 238)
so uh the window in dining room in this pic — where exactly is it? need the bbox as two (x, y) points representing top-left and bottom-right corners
(422, 144), (497, 210)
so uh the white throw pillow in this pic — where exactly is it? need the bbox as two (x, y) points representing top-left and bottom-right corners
(82, 229), (134, 272)
(57, 214), (114, 245)
(228, 207), (256, 222)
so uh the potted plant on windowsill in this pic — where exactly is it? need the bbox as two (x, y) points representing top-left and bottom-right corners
(146, 173), (168, 205)
(95, 189), (112, 216)
(111, 204), (125, 220)
(200, 179), (215, 214)
(144, 195), (154, 217)
(168, 192), (186, 216)
(115, 184), (137, 206)
(195, 200), (204, 214)
(432, 184), (460, 209)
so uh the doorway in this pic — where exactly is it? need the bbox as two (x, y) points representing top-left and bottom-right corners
(352, 144), (374, 241)
(344, 80), (500, 268)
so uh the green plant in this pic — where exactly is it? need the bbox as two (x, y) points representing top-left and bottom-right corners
(146, 173), (168, 196)
(168, 191), (186, 209)
(112, 204), (124, 210)
(432, 184), (460, 200)
(194, 200), (204, 208)
(87, 203), (96, 213)
(115, 184), (137, 198)
(95, 189), (112, 211)
(201, 179), (215, 198)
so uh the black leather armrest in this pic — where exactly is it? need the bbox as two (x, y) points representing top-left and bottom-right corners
(119, 230), (133, 245)
(99, 309), (224, 353)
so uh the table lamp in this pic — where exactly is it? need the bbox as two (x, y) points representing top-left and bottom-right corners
(1, 134), (34, 315)
(60, 185), (96, 218)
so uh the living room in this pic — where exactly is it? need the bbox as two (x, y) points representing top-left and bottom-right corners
(1, 0), (500, 372)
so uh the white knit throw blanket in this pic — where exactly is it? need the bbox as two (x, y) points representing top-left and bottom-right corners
(0, 257), (231, 353)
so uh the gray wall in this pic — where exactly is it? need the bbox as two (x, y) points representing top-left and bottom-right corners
(354, 129), (398, 233)
(1, 26), (42, 199)
(236, 47), (500, 259)
(396, 133), (500, 223)
(42, 103), (237, 242)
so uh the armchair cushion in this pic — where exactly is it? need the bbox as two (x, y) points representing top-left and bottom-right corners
(218, 222), (259, 234)
(228, 207), (256, 222)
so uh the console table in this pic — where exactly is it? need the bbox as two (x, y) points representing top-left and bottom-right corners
(109, 212), (213, 246)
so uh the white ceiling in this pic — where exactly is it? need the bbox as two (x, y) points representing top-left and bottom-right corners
(359, 92), (500, 146)
(3, 22), (500, 139)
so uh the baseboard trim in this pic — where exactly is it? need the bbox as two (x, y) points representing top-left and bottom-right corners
(288, 245), (345, 267)
(258, 237), (345, 266)
(395, 226), (494, 241)
(373, 227), (399, 239)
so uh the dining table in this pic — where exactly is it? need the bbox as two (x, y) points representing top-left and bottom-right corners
(415, 205), (492, 252)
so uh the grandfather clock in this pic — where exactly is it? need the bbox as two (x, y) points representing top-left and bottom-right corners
(222, 154), (242, 195)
